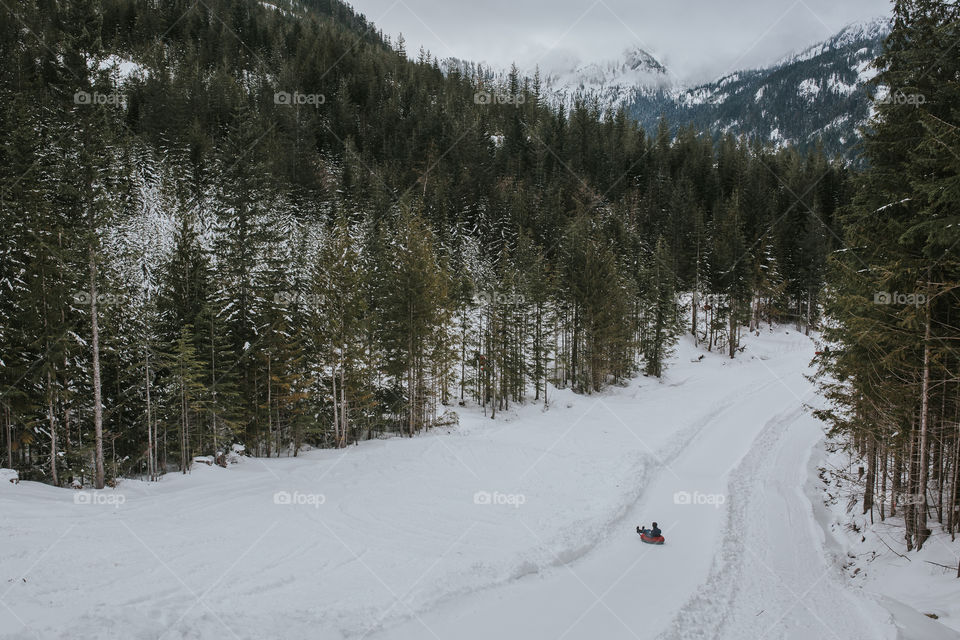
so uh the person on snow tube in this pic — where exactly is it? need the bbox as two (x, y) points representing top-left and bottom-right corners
(636, 522), (662, 538)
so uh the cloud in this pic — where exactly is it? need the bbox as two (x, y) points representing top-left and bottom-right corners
(349, 0), (889, 83)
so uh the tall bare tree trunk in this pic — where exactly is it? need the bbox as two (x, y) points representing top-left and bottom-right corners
(728, 302), (737, 359)
(460, 308), (467, 402)
(266, 355), (273, 456)
(950, 423), (960, 539)
(692, 244), (699, 344)
(275, 389), (281, 457)
(331, 369), (339, 446)
(543, 311), (549, 411)
(892, 449), (901, 518)
(880, 440), (888, 521)
(935, 432), (944, 523)
(408, 301), (416, 436)
(180, 365), (187, 473)
(47, 372), (58, 486)
(5, 403), (12, 468)
(708, 303), (714, 351)
(210, 324), (218, 457)
(916, 297), (932, 550)
(905, 424), (917, 550)
(864, 436), (876, 516)
(89, 245), (105, 489)
(340, 365), (347, 446)
(145, 351), (154, 481)
(571, 310), (577, 387)
(63, 383), (71, 466)
(41, 268), (58, 486)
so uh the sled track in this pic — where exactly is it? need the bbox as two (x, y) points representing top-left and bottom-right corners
(662, 404), (894, 640)
(355, 374), (790, 639)
(661, 405), (800, 640)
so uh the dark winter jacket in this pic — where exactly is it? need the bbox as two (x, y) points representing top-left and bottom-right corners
(650, 526), (661, 537)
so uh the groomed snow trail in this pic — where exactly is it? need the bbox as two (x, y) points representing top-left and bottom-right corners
(0, 331), (899, 639)
(663, 406), (895, 640)
(369, 335), (897, 640)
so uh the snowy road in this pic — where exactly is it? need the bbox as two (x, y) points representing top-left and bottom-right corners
(371, 335), (896, 640)
(0, 331), (904, 639)
(663, 392), (895, 640)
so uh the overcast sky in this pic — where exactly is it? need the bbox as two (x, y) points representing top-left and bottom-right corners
(347, 0), (892, 83)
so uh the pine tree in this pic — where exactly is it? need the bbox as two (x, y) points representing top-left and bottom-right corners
(375, 210), (450, 435)
(160, 325), (208, 472)
(213, 103), (281, 452)
(818, 0), (960, 551)
(644, 237), (681, 378)
(302, 216), (364, 446)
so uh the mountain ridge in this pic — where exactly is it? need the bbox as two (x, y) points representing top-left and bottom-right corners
(459, 17), (889, 158)
(627, 16), (890, 158)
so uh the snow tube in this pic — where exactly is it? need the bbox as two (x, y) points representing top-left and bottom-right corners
(639, 532), (665, 545)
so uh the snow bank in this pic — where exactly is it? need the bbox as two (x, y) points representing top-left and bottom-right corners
(814, 441), (960, 636)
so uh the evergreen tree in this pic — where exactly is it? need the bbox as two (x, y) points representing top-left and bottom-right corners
(818, 0), (960, 551)
(375, 210), (450, 434)
(644, 237), (681, 378)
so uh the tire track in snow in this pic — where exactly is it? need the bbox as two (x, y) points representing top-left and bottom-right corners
(359, 370), (795, 640)
(662, 405), (896, 640)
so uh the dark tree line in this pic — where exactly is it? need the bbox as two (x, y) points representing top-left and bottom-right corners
(0, 0), (846, 486)
(817, 0), (960, 553)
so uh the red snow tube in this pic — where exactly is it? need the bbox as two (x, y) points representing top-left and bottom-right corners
(639, 533), (665, 545)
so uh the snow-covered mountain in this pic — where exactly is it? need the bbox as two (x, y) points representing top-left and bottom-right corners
(627, 17), (891, 159)
(773, 16), (889, 67)
(462, 17), (889, 158)
(537, 45), (674, 107)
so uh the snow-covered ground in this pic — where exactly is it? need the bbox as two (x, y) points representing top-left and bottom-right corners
(1, 329), (955, 639)
(814, 442), (960, 639)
